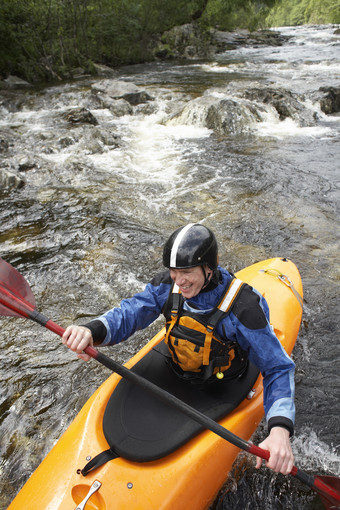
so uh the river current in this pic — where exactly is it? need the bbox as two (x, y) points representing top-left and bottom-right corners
(0, 24), (339, 509)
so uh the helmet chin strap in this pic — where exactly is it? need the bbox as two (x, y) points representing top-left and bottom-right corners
(201, 266), (212, 290)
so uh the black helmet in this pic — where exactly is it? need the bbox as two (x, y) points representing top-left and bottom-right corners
(163, 223), (218, 270)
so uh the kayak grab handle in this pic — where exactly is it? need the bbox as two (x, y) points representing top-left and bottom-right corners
(74, 480), (102, 510)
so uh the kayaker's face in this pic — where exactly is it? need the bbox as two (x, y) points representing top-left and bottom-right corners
(170, 265), (211, 299)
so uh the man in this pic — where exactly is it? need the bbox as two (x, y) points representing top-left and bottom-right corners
(62, 223), (295, 475)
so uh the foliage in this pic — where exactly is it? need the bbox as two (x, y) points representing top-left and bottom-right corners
(0, 0), (339, 83)
(0, 0), (212, 81)
(265, 0), (340, 26)
(200, 0), (277, 31)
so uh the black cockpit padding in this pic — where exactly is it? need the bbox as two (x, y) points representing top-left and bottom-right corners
(103, 341), (259, 462)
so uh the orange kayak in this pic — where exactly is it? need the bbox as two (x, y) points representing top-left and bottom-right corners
(8, 257), (303, 510)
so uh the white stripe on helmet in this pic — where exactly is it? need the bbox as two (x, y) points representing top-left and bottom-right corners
(170, 223), (195, 268)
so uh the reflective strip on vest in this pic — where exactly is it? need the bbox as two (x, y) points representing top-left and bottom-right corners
(219, 278), (244, 313)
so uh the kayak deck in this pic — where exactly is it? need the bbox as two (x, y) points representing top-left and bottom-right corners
(8, 257), (303, 510)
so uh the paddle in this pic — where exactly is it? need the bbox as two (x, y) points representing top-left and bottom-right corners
(0, 257), (339, 509)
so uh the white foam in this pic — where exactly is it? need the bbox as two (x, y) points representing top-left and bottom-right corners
(292, 429), (340, 474)
(200, 63), (240, 74)
(162, 124), (211, 139)
(105, 111), (212, 183)
(256, 116), (333, 139)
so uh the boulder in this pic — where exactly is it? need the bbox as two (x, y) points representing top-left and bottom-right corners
(92, 80), (153, 105)
(0, 131), (10, 152)
(79, 128), (120, 154)
(96, 94), (133, 116)
(210, 29), (251, 52)
(17, 156), (36, 171)
(244, 87), (317, 125)
(63, 155), (95, 173)
(0, 168), (25, 189)
(63, 107), (98, 125)
(157, 23), (214, 59)
(92, 63), (117, 77)
(206, 98), (261, 135)
(167, 95), (261, 136)
(318, 86), (340, 114)
(3, 75), (32, 89)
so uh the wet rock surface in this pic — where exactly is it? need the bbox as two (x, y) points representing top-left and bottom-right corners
(318, 86), (340, 114)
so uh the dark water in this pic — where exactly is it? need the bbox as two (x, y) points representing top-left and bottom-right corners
(0, 24), (339, 509)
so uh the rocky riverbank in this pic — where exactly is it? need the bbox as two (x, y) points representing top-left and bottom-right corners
(1, 23), (340, 88)
(0, 24), (310, 89)
(154, 24), (292, 60)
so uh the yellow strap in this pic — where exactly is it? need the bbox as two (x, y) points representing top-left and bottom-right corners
(164, 312), (177, 345)
(203, 326), (214, 365)
(167, 278), (244, 366)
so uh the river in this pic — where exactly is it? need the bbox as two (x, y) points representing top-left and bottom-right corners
(0, 24), (339, 509)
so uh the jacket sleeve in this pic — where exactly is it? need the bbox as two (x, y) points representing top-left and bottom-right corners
(221, 285), (295, 436)
(85, 271), (171, 346)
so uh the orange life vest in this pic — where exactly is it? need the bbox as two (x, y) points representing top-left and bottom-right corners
(164, 278), (248, 382)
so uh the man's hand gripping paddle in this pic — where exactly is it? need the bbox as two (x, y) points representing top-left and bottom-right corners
(0, 257), (339, 509)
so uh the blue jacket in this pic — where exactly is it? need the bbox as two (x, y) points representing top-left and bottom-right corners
(88, 267), (295, 435)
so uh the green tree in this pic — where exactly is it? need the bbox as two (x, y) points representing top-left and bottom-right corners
(201, 0), (277, 31)
(1, 0), (338, 83)
(265, 0), (340, 26)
